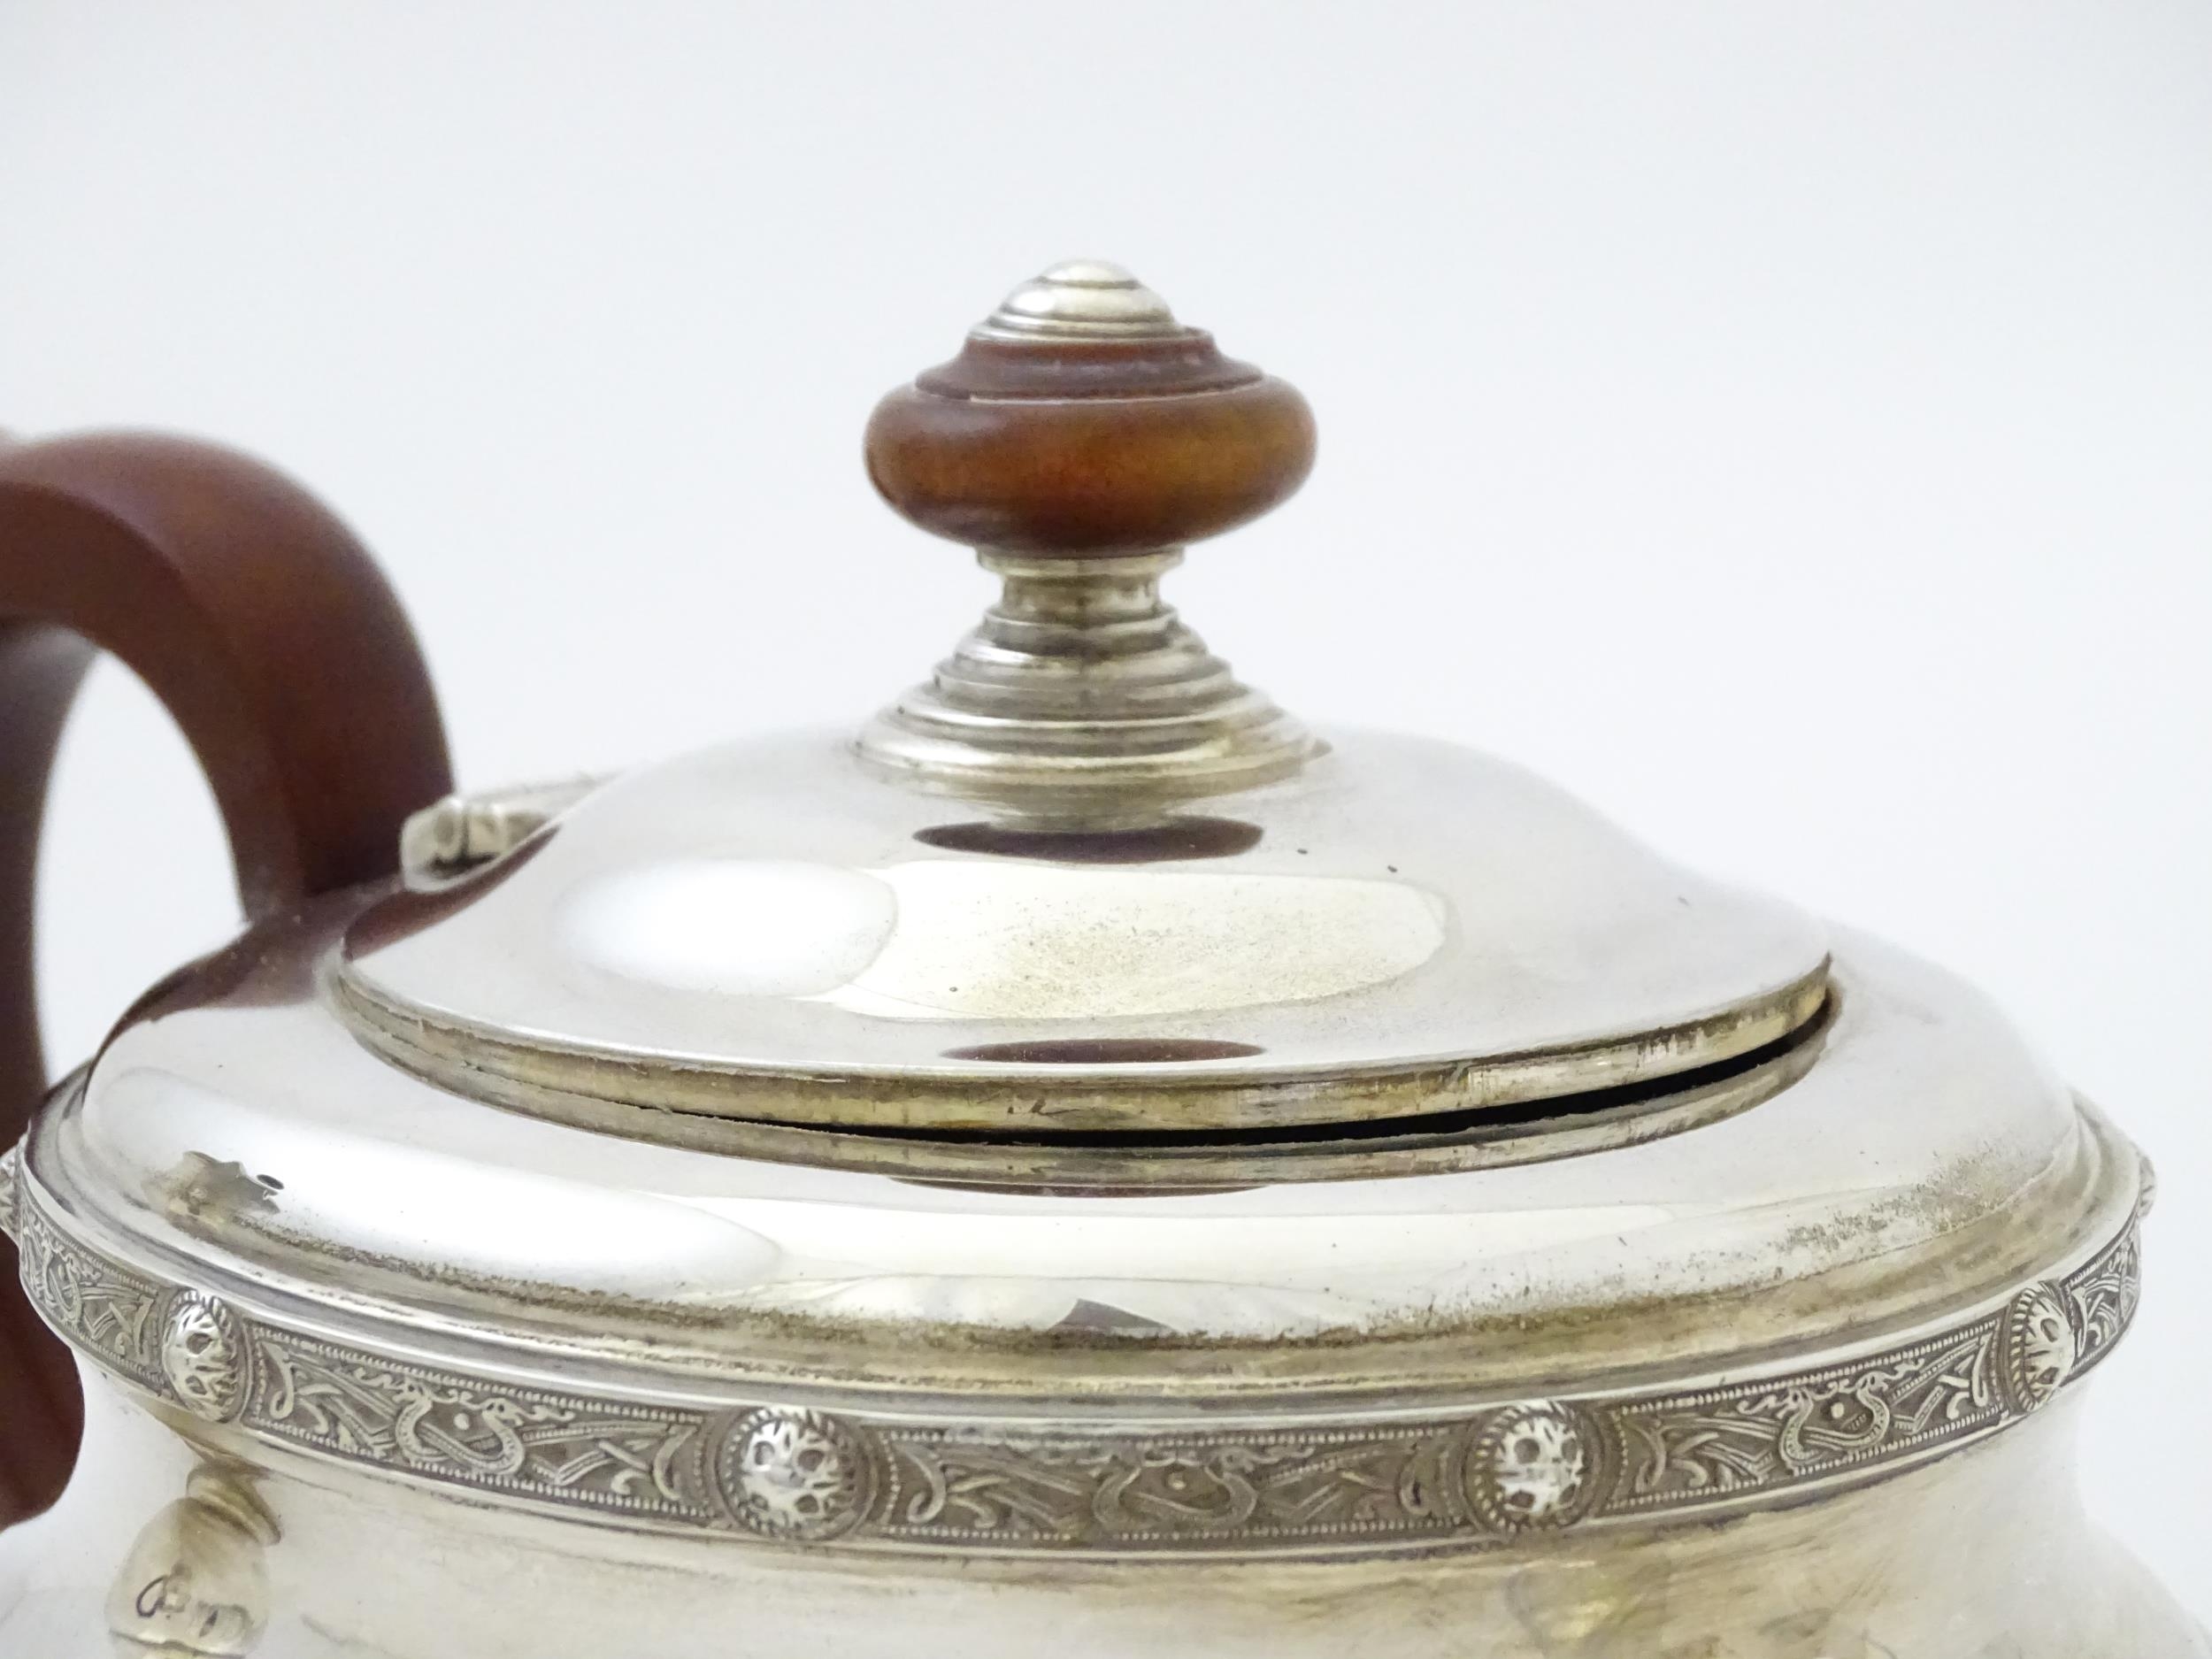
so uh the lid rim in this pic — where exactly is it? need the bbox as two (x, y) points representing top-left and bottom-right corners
(330, 954), (1832, 1140)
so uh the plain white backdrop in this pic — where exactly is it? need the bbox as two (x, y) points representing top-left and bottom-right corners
(3, 0), (2208, 1613)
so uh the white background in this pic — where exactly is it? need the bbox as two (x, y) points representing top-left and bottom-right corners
(3, 0), (2208, 1616)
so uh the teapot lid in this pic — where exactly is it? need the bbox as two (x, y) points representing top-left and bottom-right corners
(332, 262), (1831, 1162)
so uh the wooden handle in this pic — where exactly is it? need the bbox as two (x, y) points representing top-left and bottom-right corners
(0, 431), (453, 1524)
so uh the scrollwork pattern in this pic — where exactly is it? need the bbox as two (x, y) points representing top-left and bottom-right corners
(14, 1203), (165, 1390)
(13, 1183), (2146, 1559)
(0, 1140), (19, 1242)
(880, 1432), (1454, 1545)
(2070, 1226), (2139, 1357)
(251, 1332), (712, 1522)
(1617, 1325), (2001, 1505)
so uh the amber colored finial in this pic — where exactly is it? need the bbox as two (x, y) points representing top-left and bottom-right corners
(856, 262), (1323, 812)
(864, 261), (1316, 558)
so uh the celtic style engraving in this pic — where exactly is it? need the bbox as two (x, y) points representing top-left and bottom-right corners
(880, 1431), (1457, 1546)
(250, 1331), (712, 1524)
(158, 1290), (252, 1423)
(2069, 1225), (2139, 1360)
(0, 1140), (19, 1243)
(14, 1203), (166, 1391)
(14, 1182), (2147, 1559)
(1617, 1323), (1999, 1506)
(718, 1408), (873, 1540)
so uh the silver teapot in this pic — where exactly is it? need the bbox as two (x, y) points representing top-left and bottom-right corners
(0, 263), (2198, 1657)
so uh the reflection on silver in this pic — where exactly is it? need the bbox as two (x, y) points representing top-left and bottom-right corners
(857, 550), (1325, 811)
(105, 1466), (276, 1657)
(36, 928), (2129, 1364)
(973, 260), (1184, 342)
(398, 777), (599, 882)
(338, 733), (1833, 1137)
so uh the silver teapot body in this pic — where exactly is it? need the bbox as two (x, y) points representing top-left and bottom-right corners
(0, 882), (2196, 1656)
(1, 265), (2201, 1655)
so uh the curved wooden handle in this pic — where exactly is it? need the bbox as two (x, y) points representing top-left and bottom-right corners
(0, 432), (453, 1524)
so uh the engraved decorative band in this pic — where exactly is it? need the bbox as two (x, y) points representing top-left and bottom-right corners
(12, 1179), (2142, 1559)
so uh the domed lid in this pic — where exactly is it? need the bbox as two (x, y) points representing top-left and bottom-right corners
(331, 263), (1829, 1158)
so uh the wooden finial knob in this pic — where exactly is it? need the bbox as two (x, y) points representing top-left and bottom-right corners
(864, 262), (1316, 557)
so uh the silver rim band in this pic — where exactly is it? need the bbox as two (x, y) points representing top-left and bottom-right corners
(12, 1171), (2143, 1561)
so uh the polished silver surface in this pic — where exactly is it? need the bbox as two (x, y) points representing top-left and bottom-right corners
(338, 733), (1832, 1135)
(334, 990), (1834, 1190)
(102, 1463), (277, 1656)
(397, 778), (599, 882)
(973, 259), (1184, 341)
(25, 918), (2126, 1398)
(855, 550), (1326, 814)
(361, 262), (1827, 1141)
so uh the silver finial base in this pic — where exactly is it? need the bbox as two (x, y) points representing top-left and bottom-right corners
(856, 551), (1322, 817)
